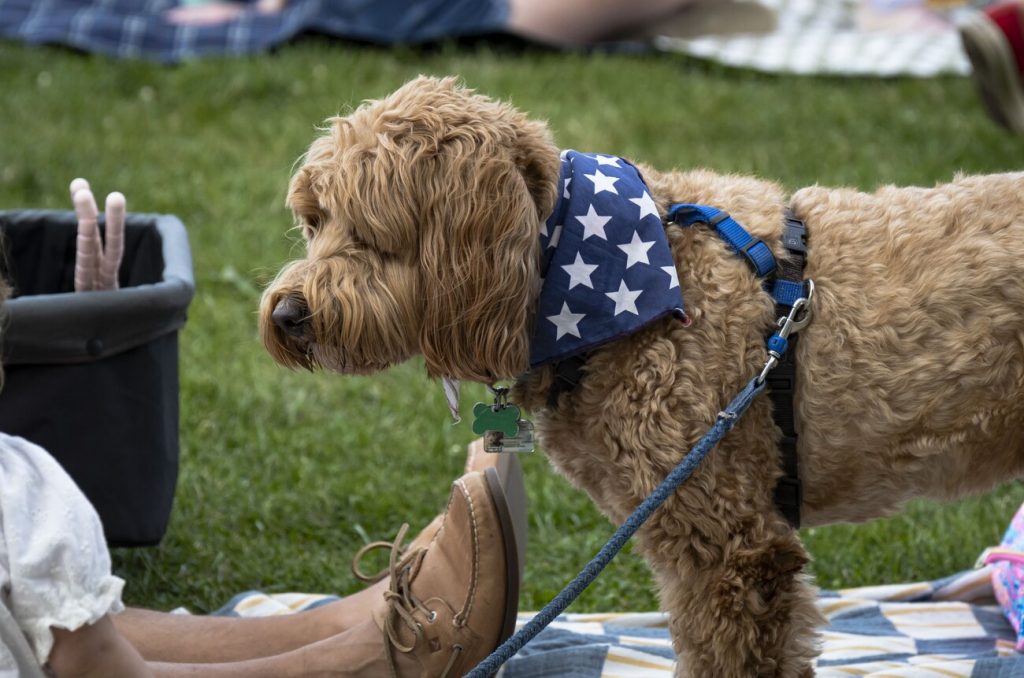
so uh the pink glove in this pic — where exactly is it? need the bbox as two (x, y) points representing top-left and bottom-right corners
(70, 178), (124, 292)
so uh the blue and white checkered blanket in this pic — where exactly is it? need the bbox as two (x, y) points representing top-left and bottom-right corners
(0, 0), (507, 63)
(203, 565), (1022, 677)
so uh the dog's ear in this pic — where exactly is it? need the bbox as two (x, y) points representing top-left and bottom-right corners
(404, 78), (561, 382)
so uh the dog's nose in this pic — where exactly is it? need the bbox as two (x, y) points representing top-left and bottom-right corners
(272, 296), (310, 338)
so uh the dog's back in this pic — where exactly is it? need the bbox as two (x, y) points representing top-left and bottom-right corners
(791, 172), (1024, 525)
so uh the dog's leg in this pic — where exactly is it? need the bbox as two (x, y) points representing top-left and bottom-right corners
(639, 514), (822, 677)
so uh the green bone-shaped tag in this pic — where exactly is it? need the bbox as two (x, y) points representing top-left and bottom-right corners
(471, 402), (521, 437)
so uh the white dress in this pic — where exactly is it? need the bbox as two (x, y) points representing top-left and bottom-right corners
(0, 433), (125, 676)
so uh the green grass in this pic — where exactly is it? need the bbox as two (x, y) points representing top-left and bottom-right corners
(1, 38), (1023, 615)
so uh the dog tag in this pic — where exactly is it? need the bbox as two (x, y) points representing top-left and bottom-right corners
(471, 401), (521, 437)
(484, 419), (535, 454)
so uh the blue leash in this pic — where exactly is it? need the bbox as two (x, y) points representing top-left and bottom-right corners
(464, 374), (768, 678)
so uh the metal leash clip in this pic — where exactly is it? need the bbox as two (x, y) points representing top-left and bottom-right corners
(757, 279), (815, 385)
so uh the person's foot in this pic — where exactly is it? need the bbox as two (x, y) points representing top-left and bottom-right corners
(327, 467), (525, 676)
(960, 1), (1024, 133)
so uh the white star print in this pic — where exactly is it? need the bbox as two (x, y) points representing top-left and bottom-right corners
(661, 265), (680, 289)
(585, 169), (619, 195)
(606, 280), (642, 316)
(629, 192), (659, 220)
(561, 253), (598, 290)
(547, 302), (585, 340)
(575, 205), (612, 241)
(595, 155), (620, 167)
(540, 221), (548, 237)
(547, 224), (563, 249)
(618, 232), (656, 268)
(563, 177), (571, 199)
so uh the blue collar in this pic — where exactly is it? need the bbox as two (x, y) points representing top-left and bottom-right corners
(666, 203), (808, 308)
(529, 150), (686, 367)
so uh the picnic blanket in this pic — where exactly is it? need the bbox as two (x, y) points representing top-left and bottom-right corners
(654, 0), (978, 77)
(0, 0), (508, 63)
(201, 565), (1021, 677)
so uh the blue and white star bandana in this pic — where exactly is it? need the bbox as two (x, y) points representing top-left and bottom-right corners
(529, 150), (686, 367)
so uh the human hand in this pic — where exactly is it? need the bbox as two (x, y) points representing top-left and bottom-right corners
(70, 178), (124, 292)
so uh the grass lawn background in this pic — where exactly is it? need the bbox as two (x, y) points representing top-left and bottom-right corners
(1, 38), (1023, 614)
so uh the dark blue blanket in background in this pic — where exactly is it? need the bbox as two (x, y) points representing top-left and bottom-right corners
(0, 0), (509, 62)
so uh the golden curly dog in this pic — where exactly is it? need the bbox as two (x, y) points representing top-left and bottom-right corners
(260, 75), (1024, 676)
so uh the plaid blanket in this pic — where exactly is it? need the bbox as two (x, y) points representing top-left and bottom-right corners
(0, 0), (507, 63)
(654, 0), (974, 77)
(203, 565), (1021, 677)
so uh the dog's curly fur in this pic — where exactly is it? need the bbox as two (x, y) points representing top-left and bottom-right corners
(261, 76), (1024, 676)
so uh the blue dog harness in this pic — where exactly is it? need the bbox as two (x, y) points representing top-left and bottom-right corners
(667, 203), (811, 528)
(666, 203), (809, 315)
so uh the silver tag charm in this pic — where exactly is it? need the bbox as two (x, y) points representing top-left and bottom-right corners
(484, 419), (535, 454)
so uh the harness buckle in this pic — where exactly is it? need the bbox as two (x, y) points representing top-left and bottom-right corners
(757, 280), (815, 385)
(782, 213), (808, 254)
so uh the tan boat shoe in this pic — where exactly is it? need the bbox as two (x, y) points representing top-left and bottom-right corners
(334, 467), (525, 677)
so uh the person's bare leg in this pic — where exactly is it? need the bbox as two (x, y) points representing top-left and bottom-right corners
(148, 649), (324, 678)
(113, 515), (447, 664)
(48, 616), (153, 678)
(506, 0), (703, 44)
(146, 623), (402, 678)
(113, 588), (382, 664)
(164, 0), (285, 26)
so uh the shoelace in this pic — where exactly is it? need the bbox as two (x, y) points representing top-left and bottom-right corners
(363, 523), (464, 678)
(351, 535), (407, 584)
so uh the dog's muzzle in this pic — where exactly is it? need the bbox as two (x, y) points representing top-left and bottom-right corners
(272, 296), (311, 339)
